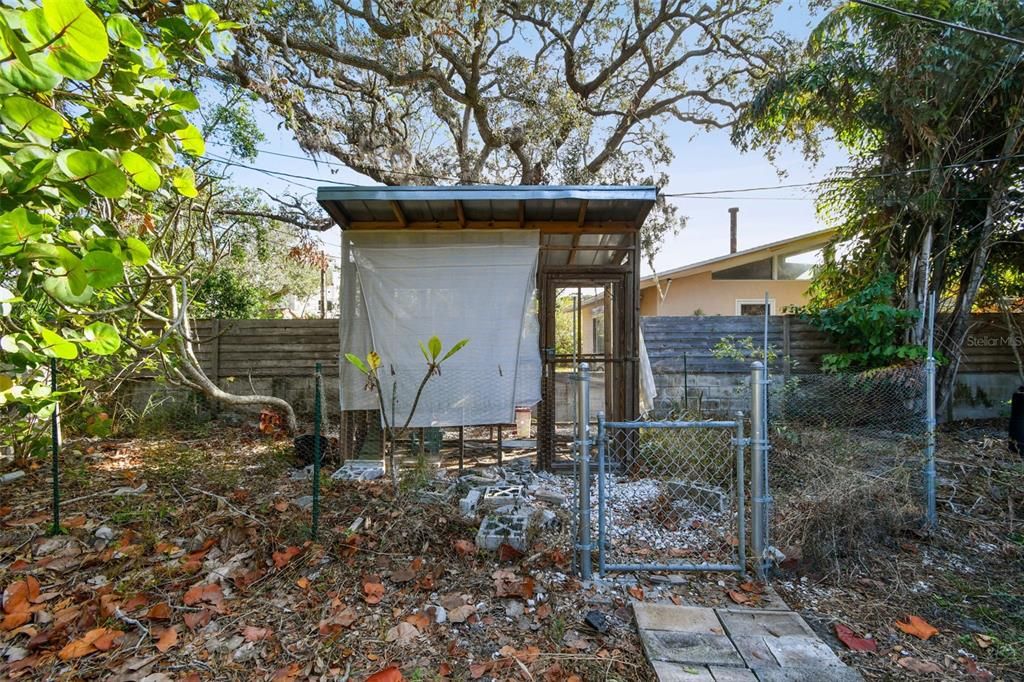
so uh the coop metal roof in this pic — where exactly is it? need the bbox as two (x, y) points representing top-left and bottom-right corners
(316, 184), (656, 267)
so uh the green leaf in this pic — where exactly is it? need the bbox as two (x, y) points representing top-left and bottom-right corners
(35, 323), (78, 359)
(124, 236), (150, 265)
(440, 338), (469, 363)
(121, 151), (161, 190)
(345, 353), (369, 374)
(0, 207), (45, 246)
(0, 15), (32, 68)
(56, 245), (87, 294)
(170, 166), (197, 197)
(42, 275), (93, 304)
(167, 89), (200, 111)
(0, 285), (14, 316)
(42, 0), (109, 62)
(82, 250), (124, 289)
(57, 149), (127, 198)
(79, 321), (120, 355)
(46, 45), (102, 79)
(174, 123), (205, 156)
(184, 4), (220, 24)
(1, 95), (66, 139)
(418, 340), (430, 363)
(106, 13), (142, 49)
(428, 336), (442, 361)
(0, 53), (62, 93)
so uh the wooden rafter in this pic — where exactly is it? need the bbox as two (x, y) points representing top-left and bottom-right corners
(345, 220), (635, 233)
(389, 201), (407, 227)
(517, 201), (525, 228)
(454, 200), (466, 228)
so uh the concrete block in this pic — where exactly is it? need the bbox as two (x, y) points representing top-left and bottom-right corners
(716, 610), (816, 639)
(639, 629), (745, 667)
(331, 460), (385, 481)
(480, 484), (525, 509)
(475, 513), (529, 551)
(1, 470), (26, 485)
(633, 603), (722, 634)
(534, 488), (567, 506)
(416, 481), (456, 504)
(667, 480), (728, 514)
(459, 489), (482, 517)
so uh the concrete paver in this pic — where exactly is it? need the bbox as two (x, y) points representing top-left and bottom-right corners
(633, 601), (862, 682)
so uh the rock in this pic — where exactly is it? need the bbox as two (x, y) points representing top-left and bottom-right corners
(432, 606), (447, 624)
(1, 470), (26, 485)
(290, 465), (314, 481)
(534, 488), (567, 506)
(584, 610), (609, 634)
(95, 526), (115, 540)
(232, 642), (259, 662)
(504, 600), (525, 618)
(295, 496), (315, 510)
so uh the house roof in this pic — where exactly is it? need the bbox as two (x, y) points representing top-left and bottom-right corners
(641, 227), (836, 287)
(315, 184), (658, 267)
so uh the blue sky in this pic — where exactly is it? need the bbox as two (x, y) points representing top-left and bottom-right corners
(207, 1), (847, 276)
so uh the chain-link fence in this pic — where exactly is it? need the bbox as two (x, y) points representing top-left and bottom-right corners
(767, 364), (930, 575)
(595, 414), (747, 574)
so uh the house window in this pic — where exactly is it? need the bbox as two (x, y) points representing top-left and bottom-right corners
(593, 317), (605, 354)
(736, 299), (775, 316)
(711, 258), (773, 280)
(775, 248), (823, 280)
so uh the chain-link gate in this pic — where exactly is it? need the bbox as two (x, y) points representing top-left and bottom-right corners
(594, 414), (747, 575)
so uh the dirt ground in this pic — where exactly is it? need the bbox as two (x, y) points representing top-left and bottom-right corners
(1, 421), (1021, 681)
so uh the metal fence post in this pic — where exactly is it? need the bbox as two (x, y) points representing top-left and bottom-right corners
(49, 358), (61, 536)
(735, 411), (746, 576)
(925, 292), (938, 528)
(576, 363), (593, 579)
(596, 411), (606, 576)
(311, 362), (323, 540)
(750, 361), (767, 579)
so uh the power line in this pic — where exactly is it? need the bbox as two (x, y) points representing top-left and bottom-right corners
(849, 0), (1024, 48)
(252, 147), (471, 184)
(663, 153), (1024, 197)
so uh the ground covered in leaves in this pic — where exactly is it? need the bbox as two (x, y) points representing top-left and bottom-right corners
(2, 421), (1021, 681)
(0, 429), (668, 681)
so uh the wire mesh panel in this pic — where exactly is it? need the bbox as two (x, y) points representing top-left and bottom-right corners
(767, 364), (928, 573)
(596, 417), (746, 573)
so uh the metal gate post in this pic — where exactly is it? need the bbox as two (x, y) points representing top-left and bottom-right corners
(596, 412), (606, 576)
(750, 361), (767, 579)
(925, 291), (938, 528)
(735, 411), (746, 576)
(576, 363), (593, 579)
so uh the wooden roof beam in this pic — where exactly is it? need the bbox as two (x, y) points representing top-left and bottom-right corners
(389, 201), (408, 227)
(454, 200), (467, 228)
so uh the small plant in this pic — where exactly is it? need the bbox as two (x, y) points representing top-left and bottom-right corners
(346, 336), (468, 490)
(797, 274), (928, 371)
(712, 335), (780, 364)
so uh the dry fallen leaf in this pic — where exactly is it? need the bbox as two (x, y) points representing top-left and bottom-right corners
(453, 539), (476, 557)
(243, 625), (273, 642)
(973, 633), (993, 649)
(834, 624), (877, 652)
(364, 582), (385, 604)
(366, 666), (404, 682)
(385, 621), (419, 646)
(895, 615), (939, 641)
(155, 626), (178, 653)
(145, 602), (172, 621)
(536, 602), (552, 620)
(272, 546), (302, 569)
(59, 627), (120, 660)
(627, 586), (644, 601)
(727, 590), (750, 605)
(897, 656), (943, 674)
(295, 577), (310, 590)
(405, 612), (430, 631)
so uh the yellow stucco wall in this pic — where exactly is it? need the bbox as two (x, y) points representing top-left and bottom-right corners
(648, 271), (812, 316)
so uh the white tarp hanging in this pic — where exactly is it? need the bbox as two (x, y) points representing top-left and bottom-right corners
(338, 230), (541, 428)
(638, 327), (658, 414)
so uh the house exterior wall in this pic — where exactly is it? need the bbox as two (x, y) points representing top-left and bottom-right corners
(649, 271), (812, 316)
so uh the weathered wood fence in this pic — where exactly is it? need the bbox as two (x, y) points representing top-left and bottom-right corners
(128, 315), (1021, 421)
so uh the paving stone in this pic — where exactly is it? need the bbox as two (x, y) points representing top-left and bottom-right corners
(709, 667), (760, 682)
(761, 635), (845, 669)
(639, 629), (745, 667)
(634, 603), (723, 633)
(651, 662), (716, 682)
(716, 609), (816, 639)
(752, 666), (862, 682)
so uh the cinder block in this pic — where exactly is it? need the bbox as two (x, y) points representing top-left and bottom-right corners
(330, 460), (385, 481)
(480, 484), (525, 509)
(459, 488), (482, 517)
(475, 513), (529, 551)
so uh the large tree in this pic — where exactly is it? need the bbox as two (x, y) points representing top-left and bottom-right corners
(734, 0), (1024, 407)
(217, 0), (791, 263)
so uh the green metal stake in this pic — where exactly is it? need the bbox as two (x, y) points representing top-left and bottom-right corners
(311, 362), (322, 540)
(49, 358), (61, 536)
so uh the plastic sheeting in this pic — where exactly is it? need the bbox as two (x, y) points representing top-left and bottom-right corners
(638, 327), (658, 415)
(338, 230), (541, 428)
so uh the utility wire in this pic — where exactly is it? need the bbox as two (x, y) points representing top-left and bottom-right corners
(663, 153), (1024, 197)
(849, 0), (1024, 48)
